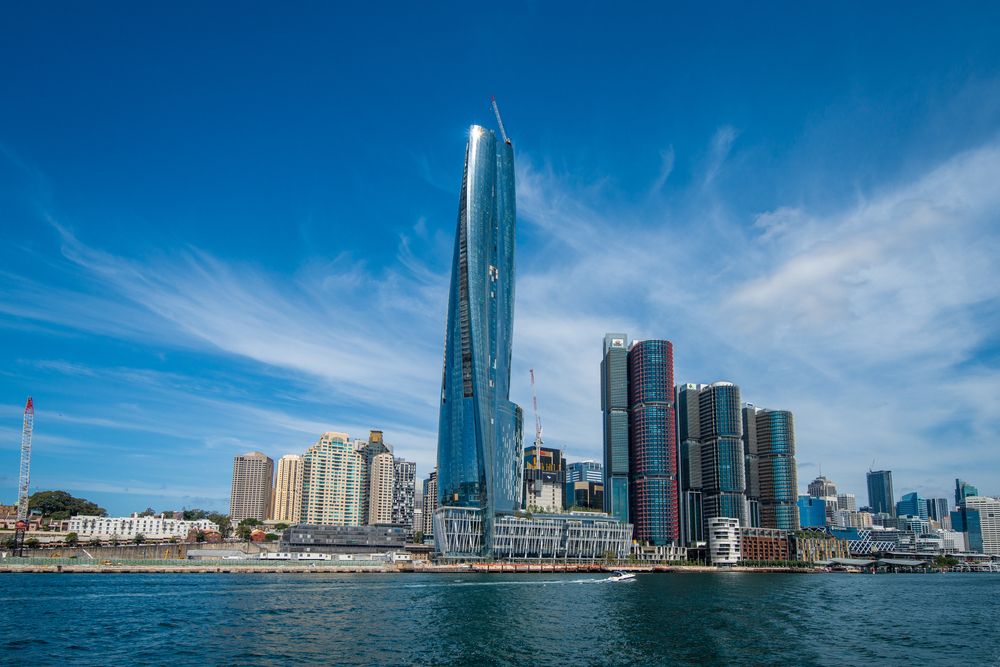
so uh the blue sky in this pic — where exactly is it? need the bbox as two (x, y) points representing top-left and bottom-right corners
(2, 3), (999, 516)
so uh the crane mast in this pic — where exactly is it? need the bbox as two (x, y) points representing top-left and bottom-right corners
(490, 95), (511, 145)
(14, 397), (33, 557)
(529, 369), (542, 469)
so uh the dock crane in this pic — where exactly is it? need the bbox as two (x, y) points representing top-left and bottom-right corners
(491, 95), (511, 145)
(529, 370), (542, 469)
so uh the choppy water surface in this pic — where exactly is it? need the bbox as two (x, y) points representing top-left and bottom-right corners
(1, 572), (998, 666)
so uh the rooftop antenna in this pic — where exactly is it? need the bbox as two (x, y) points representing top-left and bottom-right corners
(491, 95), (511, 145)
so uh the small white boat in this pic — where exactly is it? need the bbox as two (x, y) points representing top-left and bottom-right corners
(607, 570), (636, 582)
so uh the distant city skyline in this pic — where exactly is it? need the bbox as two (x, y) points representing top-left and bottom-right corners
(3, 5), (1000, 516)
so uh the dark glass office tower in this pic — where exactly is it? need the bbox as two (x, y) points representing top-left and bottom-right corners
(601, 334), (630, 522)
(755, 409), (799, 530)
(676, 383), (706, 545)
(437, 125), (523, 557)
(742, 405), (761, 528)
(698, 382), (748, 532)
(955, 479), (979, 507)
(866, 470), (895, 517)
(627, 340), (678, 545)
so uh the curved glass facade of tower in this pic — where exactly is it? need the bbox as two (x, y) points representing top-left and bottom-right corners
(627, 340), (678, 545)
(437, 125), (523, 557)
(756, 410), (799, 530)
(698, 382), (748, 530)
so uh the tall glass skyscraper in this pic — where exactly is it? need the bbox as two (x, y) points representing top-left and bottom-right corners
(867, 470), (895, 517)
(601, 333), (630, 522)
(627, 340), (678, 544)
(437, 124), (523, 557)
(698, 382), (748, 533)
(754, 409), (799, 530)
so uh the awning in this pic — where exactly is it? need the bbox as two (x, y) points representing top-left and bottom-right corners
(877, 558), (929, 567)
(829, 558), (875, 566)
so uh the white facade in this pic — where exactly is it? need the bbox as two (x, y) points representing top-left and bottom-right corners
(708, 517), (741, 564)
(69, 515), (215, 540)
(963, 496), (1000, 555)
(368, 452), (395, 525)
(272, 454), (303, 523)
(301, 432), (365, 525)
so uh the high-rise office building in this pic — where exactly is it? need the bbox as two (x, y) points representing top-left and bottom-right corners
(754, 409), (799, 530)
(368, 452), (395, 525)
(837, 494), (857, 512)
(230, 452), (274, 523)
(524, 446), (565, 513)
(436, 123), (523, 557)
(392, 458), (416, 528)
(272, 454), (303, 523)
(808, 476), (837, 498)
(601, 333), (630, 522)
(867, 470), (895, 517)
(897, 491), (928, 520)
(951, 506), (984, 553)
(566, 461), (603, 510)
(928, 498), (950, 524)
(676, 383), (708, 545)
(798, 495), (826, 527)
(357, 430), (393, 525)
(698, 382), (748, 533)
(742, 405), (761, 528)
(627, 339), (678, 545)
(955, 479), (979, 507)
(301, 432), (365, 525)
(961, 497), (1000, 555)
(422, 470), (438, 536)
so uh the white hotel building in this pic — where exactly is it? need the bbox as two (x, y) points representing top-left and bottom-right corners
(68, 514), (216, 541)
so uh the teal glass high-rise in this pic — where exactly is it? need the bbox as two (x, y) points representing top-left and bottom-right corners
(437, 125), (523, 557)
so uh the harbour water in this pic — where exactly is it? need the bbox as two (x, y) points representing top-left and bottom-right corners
(2, 572), (998, 666)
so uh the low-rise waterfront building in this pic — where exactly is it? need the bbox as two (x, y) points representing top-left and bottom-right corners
(739, 527), (791, 562)
(281, 524), (408, 554)
(792, 531), (850, 563)
(433, 507), (632, 560)
(631, 544), (688, 562)
(70, 514), (216, 541)
(707, 517), (740, 564)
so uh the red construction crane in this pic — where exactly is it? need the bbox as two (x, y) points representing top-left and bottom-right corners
(14, 397), (33, 557)
(529, 369), (542, 469)
(491, 95), (511, 145)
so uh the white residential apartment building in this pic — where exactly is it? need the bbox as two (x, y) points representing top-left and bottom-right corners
(368, 452), (395, 525)
(707, 517), (741, 564)
(272, 454), (303, 523)
(300, 432), (365, 525)
(69, 514), (216, 541)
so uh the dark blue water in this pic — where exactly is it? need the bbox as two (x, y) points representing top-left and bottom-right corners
(2, 572), (998, 666)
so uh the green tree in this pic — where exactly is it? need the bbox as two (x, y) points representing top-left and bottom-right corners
(25, 538), (40, 549)
(236, 525), (253, 542)
(183, 509), (209, 521)
(3, 536), (16, 550)
(137, 508), (156, 517)
(238, 518), (263, 527)
(64, 532), (79, 546)
(25, 490), (108, 520)
(88, 537), (102, 547)
(414, 530), (424, 543)
(132, 533), (145, 545)
(273, 523), (289, 532)
(263, 534), (278, 542)
(207, 512), (231, 537)
(195, 531), (206, 543)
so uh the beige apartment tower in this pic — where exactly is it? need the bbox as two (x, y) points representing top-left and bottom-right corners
(272, 454), (303, 523)
(230, 452), (274, 523)
(368, 452), (395, 525)
(300, 432), (365, 525)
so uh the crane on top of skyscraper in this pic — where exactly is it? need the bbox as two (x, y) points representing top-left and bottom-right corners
(529, 370), (542, 469)
(14, 397), (33, 557)
(491, 95), (511, 145)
